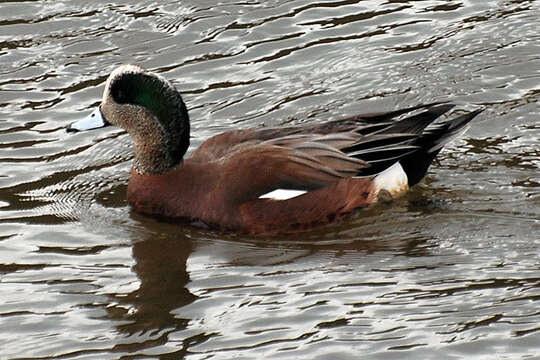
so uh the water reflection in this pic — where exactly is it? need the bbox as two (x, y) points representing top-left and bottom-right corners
(107, 223), (197, 336)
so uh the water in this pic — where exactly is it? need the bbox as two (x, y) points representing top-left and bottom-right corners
(0, 0), (539, 359)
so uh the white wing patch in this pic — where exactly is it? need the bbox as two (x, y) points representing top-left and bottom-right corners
(259, 189), (308, 200)
(374, 162), (409, 197)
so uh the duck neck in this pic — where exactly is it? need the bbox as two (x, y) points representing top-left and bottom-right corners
(132, 112), (190, 174)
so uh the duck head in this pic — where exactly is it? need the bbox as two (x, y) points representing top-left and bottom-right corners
(68, 65), (190, 174)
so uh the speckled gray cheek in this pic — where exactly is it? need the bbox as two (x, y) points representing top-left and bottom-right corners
(101, 99), (176, 174)
(131, 109), (173, 174)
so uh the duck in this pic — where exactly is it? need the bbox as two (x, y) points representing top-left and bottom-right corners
(68, 65), (483, 234)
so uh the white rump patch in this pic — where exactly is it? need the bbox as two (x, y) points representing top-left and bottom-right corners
(374, 162), (409, 197)
(259, 189), (307, 200)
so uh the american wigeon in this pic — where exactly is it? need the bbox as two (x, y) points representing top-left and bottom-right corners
(68, 65), (483, 234)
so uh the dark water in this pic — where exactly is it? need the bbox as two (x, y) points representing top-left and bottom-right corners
(1, 0), (539, 359)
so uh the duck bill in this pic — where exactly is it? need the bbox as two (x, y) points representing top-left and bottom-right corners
(67, 107), (109, 132)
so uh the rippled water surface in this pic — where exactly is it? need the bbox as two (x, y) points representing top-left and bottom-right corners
(1, 0), (539, 359)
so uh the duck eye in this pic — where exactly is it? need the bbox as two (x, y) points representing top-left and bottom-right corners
(114, 88), (127, 104)
(110, 76), (136, 104)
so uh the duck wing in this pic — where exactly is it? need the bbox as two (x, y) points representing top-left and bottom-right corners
(214, 131), (419, 203)
(253, 103), (458, 177)
(192, 102), (451, 163)
(193, 102), (480, 200)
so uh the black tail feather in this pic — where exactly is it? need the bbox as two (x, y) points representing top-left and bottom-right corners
(423, 108), (484, 153)
(400, 108), (484, 186)
(375, 103), (456, 135)
(331, 103), (482, 182)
